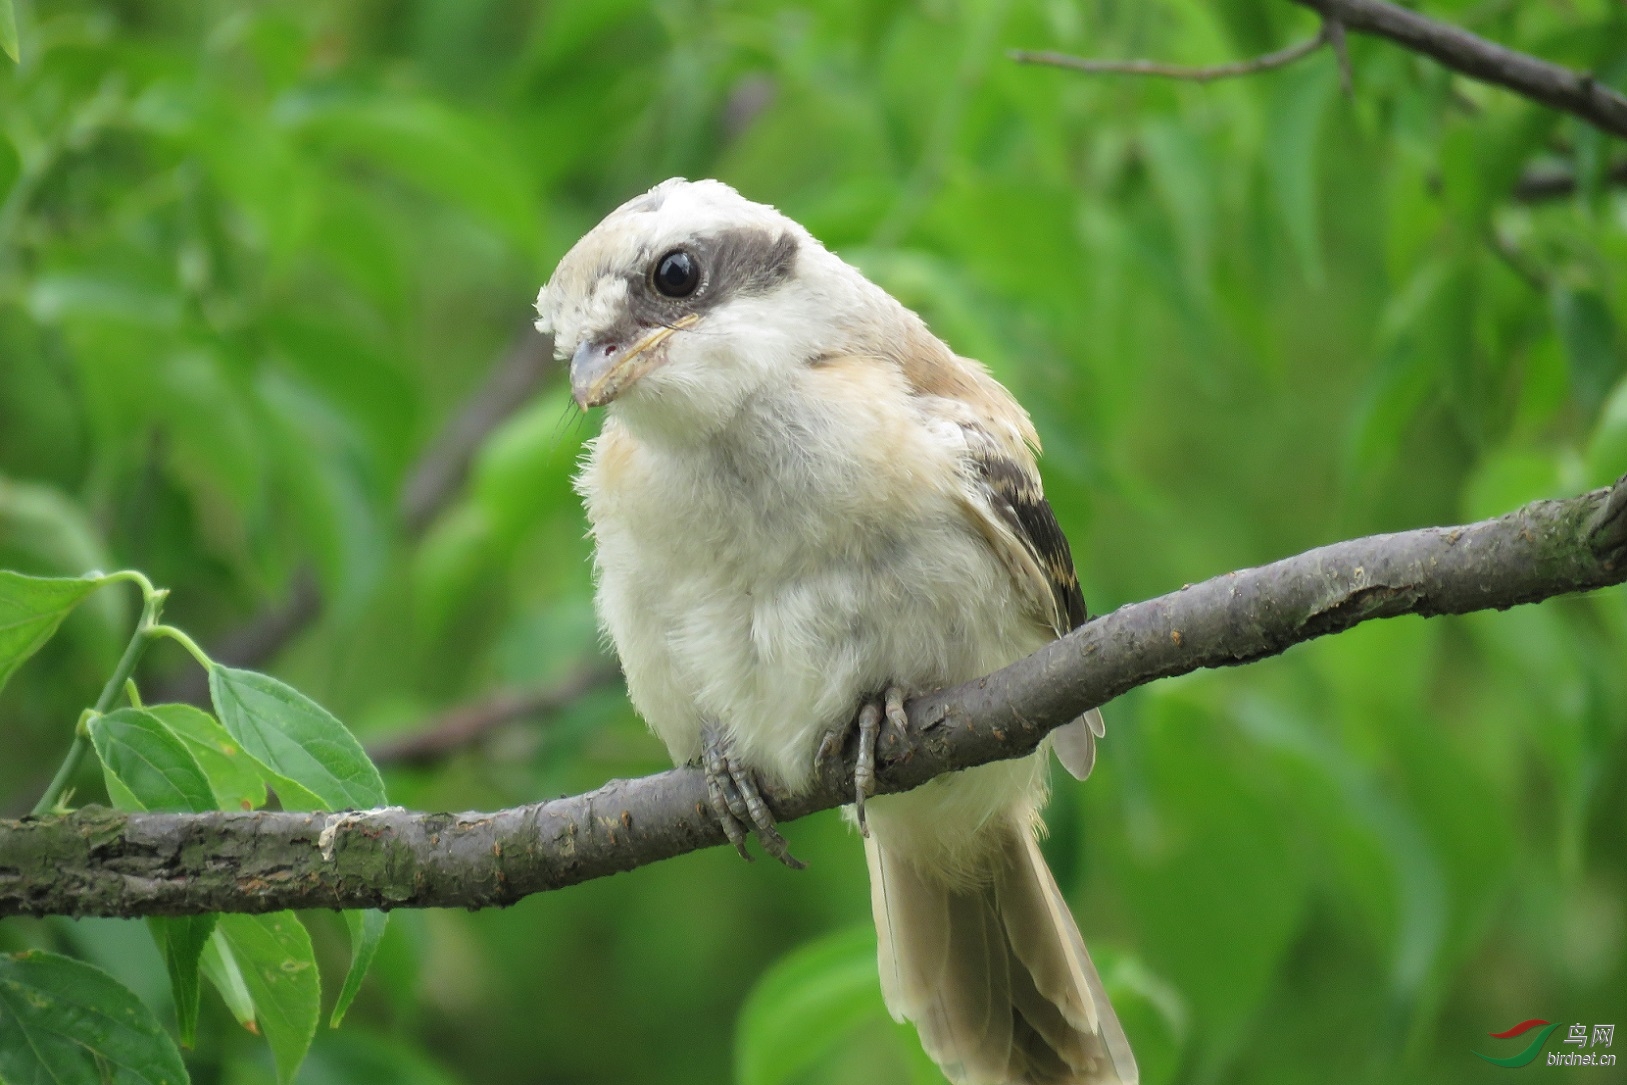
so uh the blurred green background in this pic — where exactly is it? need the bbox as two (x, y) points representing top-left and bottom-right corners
(2, 0), (1625, 1083)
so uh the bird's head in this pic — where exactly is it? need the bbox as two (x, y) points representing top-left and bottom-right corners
(536, 178), (879, 437)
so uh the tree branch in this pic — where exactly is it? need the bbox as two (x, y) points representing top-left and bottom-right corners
(1291, 0), (1627, 140)
(4, 475), (1623, 919)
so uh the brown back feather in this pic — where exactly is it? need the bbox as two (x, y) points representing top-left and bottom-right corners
(886, 321), (1086, 638)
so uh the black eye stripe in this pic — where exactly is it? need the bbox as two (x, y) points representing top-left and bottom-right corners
(614, 228), (798, 342)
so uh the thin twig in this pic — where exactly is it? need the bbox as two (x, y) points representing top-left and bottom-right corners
(366, 661), (621, 768)
(398, 326), (558, 538)
(1326, 18), (1353, 96)
(1512, 159), (1627, 202)
(5, 475), (1624, 918)
(1009, 28), (1328, 84)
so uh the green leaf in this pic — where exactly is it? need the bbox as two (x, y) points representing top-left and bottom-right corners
(0, 950), (190, 1085)
(1264, 57), (1335, 285)
(1553, 286), (1624, 420)
(331, 909), (388, 1028)
(209, 665), (386, 812)
(0, 474), (104, 575)
(0, 477), (121, 634)
(1109, 688), (1312, 1064)
(0, 0), (16, 63)
(287, 1029), (463, 1085)
(1346, 260), (1452, 476)
(216, 913), (321, 1085)
(290, 96), (539, 248)
(1141, 121), (1215, 293)
(1462, 450), (1563, 523)
(89, 707), (217, 815)
(1588, 376), (1627, 487)
(148, 915), (217, 1048)
(0, 570), (108, 696)
(200, 928), (256, 1030)
(147, 702), (268, 811)
(1092, 945), (1188, 1085)
(735, 925), (886, 1085)
(27, 274), (184, 328)
(255, 371), (390, 621)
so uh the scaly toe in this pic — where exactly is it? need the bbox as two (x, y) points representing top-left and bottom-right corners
(732, 765), (806, 870)
(853, 701), (882, 837)
(702, 724), (754, 862)
(705, 767), (753, 862)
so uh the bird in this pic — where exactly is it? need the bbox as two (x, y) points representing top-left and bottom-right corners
(535, 177), (1138, 1085)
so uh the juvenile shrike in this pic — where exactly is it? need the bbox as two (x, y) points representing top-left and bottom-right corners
(536, 178), (1137, 1085)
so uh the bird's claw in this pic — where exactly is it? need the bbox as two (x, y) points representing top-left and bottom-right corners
(702, 723), (806, 870)
(846, 686), (908, 838)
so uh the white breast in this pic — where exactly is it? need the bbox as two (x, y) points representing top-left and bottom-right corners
(578, 357), (1048, 792)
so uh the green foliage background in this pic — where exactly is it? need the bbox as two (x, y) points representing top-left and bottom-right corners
(2, 0), (1625, 1082)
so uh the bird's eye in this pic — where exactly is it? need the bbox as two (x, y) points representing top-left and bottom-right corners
(652, 249), (700, 298)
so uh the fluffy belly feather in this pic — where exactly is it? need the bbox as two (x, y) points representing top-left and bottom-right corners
(580, 397), (1047, 796)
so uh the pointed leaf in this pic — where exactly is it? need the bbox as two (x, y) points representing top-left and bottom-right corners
(148, 702), (268, 811)
(200, 928), (256, 1030)
(331, 909), (389, 1027)
(89, 708), (217, 815)
(0, 950), (190, 1085)
(209, 665), (386, 812)
(216, 913), (321, 1085)
(735, 925), (886, 1085)
(148, 915), (216, 1047)
(1141, 122), (1215, 291)
(0, 570), (107, 696)
(1264, 58), (1335, 284)
(0, 478), (115, 590)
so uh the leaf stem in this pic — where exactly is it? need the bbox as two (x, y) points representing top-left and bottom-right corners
(148, 624), (214, 672)
(31, 577), (169, 816)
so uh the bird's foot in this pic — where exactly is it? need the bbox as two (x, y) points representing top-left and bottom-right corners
(817, 686), (908, 838)
(702, 723), (806, 870)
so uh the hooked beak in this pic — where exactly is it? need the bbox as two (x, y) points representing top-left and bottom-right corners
(569, 315), (698, 409)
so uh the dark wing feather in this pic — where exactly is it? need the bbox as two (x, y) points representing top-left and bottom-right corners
(961, 424), (1087, 638)
(898, 346), (1105, 781)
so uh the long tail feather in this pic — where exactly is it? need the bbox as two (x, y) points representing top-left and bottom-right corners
(866, 814), (1137, 1085)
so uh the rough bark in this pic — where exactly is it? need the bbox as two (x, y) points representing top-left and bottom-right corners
(3, 474), (1623, 919)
